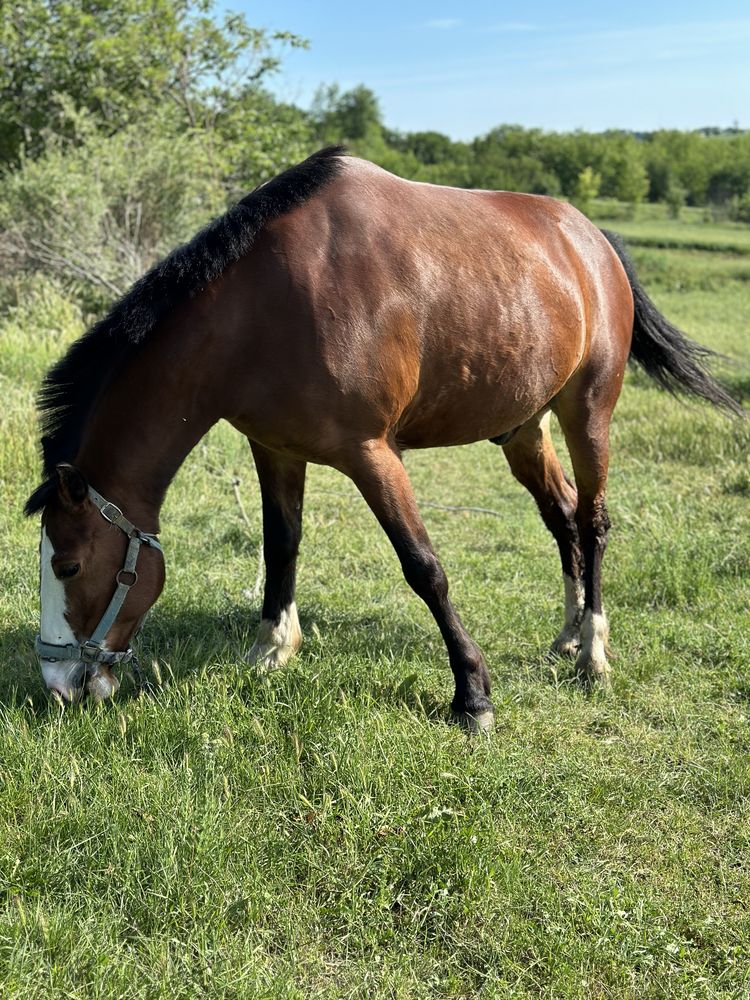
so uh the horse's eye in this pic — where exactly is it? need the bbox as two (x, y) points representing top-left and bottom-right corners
(56, 563), (81, 580)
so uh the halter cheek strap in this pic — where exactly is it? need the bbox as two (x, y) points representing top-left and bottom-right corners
(35, 486), (162, 667)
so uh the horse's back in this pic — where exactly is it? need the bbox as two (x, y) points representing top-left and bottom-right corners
(236, 156), (632, 455)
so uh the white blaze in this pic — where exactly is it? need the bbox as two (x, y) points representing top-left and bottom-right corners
(40, 527), (76, 646)
(39, 527), (84, 699)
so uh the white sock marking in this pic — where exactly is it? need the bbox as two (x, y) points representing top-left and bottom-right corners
(563, 574), (584, 627)
(550, 574), (584, 656)
(577, 609), (610, 679)
(246, 602), (302, 671)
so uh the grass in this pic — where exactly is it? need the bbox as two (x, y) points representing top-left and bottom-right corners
(591, 200), (750, 256)
(0, 223), (749, 997)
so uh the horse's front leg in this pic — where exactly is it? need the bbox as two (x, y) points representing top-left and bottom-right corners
(245, 441), (305, 670)
(343, 438), (494, 733)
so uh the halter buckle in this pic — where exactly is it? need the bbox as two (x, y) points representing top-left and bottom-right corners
(99, 501), (123, 524)
(80, 640), (104, 663)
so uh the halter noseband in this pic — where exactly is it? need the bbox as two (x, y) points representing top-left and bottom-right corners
(35, 485), (163, 667)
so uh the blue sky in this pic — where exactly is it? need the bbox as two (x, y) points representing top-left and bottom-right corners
(231, 0), (750, 139)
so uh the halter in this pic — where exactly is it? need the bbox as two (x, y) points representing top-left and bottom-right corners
(35, 485), (163, 668)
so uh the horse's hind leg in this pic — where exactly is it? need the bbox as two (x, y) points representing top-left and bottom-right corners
(342, 438), (494, 733)
(553, 392), (615, 687)
(501, 412), (584, 656)
(245, 441), (305, 670)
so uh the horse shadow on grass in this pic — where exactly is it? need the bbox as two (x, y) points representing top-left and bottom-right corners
(0, 600), (514, 723)
(141, 601), (481, 723)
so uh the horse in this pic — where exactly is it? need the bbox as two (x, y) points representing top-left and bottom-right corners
(25, 146), (741, 729)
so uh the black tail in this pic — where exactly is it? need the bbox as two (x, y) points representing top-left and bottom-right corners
(601, 229), (744, 416)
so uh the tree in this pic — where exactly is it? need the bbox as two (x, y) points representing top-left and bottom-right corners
(613, 155), (649, 209)
(0, 116), (227, 301)
(398, 131), (456, 165)
(574, 167), (601, 216)
(0, 0), (307, 165)
(0, 3), (317, 299)
(311, 84), (383, 144)
(665, 182), (686, 219)
(707, 165), (750, 206)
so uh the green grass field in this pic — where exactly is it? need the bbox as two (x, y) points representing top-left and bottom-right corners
(1, 219), (749, 997)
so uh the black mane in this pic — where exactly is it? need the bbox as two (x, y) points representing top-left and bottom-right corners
(24, 146), (346, 515)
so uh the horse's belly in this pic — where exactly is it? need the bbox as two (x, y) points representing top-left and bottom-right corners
(395, 332), (578, 448)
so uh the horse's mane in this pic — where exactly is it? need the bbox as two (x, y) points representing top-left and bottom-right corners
(24, 145), (346, 515)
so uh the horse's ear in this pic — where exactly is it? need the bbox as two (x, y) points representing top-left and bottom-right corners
(56, 463), (88, 511)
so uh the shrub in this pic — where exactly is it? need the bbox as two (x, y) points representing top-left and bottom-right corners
(0, 116), (227, 307)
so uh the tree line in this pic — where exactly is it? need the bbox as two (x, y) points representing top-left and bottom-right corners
(2, 1), (748, 306)
(312, 85), (750, 217)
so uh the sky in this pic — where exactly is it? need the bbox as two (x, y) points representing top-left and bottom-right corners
(230, 0), (750, 139)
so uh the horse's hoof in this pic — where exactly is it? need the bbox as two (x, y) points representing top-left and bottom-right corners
(245, 605), (301, 673)
(246, 640), (298, 673)
(588, 672), (613, 693)
(549, 628), (581, 659)
(453, 709), (495, 734)
(576, 657), (613, 691)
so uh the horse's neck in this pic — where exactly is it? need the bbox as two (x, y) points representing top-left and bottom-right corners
(74, 320), (224, 531)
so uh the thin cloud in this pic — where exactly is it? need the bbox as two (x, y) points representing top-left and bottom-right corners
(488, 22), (538, 32)
(426, 18), (462, 30)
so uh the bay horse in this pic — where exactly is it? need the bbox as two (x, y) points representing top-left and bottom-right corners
(25, 146), (741, 728)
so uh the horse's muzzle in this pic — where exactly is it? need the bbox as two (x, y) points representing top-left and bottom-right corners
(86, 665), (120, 703)
(41, 660), (86, 703)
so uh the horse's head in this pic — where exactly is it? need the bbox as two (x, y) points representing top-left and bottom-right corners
(29, 464), (165, 703)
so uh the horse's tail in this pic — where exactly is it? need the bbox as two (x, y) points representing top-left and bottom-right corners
(601, 228), (744, 416)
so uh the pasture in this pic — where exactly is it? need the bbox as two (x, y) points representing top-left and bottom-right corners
(0, 217), (749, 997)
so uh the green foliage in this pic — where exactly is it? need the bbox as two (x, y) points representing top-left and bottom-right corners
(0, 115), (228, 304)
(0, 0), (319, 302)
(574, 166), (602, 216)
(0, 0), (308, 165)
(312, 84), (383, 144)
(666, 183), (687, 220)
(731, 195), (750, 224)
(393, 130), (460, 166)
(470, 125), (561, 195)
(212, 90), (315, 201)
(2, 3), (749, 320)
(607, 150), (649, 207)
